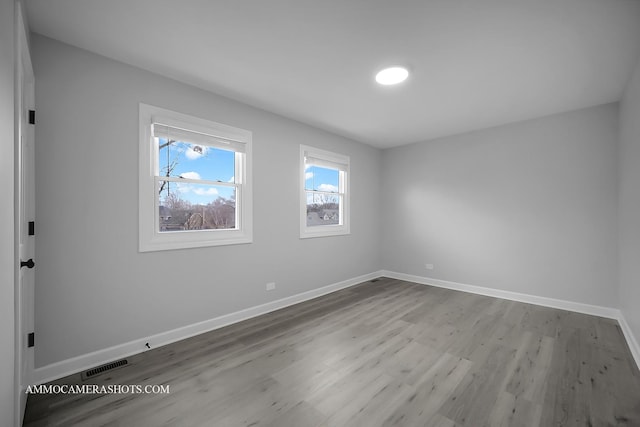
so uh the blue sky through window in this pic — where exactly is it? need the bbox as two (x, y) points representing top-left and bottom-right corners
(305, 165), (339, 192)
(158, 138), (236, 204)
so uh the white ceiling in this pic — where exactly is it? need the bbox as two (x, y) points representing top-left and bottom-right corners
(25, 0), (640, 148)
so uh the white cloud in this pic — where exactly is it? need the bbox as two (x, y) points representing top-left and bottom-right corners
(305, 172), (313, 180)
(193, 187), (219, 196)
(228, 176), (235, 183)
(317, 183), (338, 192)
(180, 171), (201, 180)
(176, 171), (208, 195)
(185, 144), (208, 160)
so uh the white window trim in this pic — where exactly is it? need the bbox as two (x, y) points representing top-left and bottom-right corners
(300, 145), (350, 239)
(139, 103), (253, 252)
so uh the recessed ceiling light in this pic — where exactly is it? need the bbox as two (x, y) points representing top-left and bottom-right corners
(375, 66), (409, 85)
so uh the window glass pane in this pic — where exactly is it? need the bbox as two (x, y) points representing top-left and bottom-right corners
(157, 138), (236, 183)
(306, 191), (340, 227)
(158, 181), (236, 232)
(304, 165), (339, 192)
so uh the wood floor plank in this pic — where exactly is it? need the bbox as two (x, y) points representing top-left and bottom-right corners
(504, 333), (555, 404)
(486, 391), (542, 427)
(438, 342), (514, 426)
(381, 352), (473, 427)
(23, 278), (640, 427)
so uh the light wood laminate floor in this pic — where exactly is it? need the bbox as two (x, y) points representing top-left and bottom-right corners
(24, 278), (640, 426)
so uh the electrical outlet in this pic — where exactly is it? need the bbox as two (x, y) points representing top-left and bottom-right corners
(266, 282), (276, 291)
(425, 264), (434, 270)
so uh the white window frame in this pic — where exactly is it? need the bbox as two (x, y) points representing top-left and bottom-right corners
(300, 145), (350, 239)
(139, 103), (252, 251)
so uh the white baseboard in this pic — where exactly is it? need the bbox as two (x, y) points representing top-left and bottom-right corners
(618, 312), (640, 371)
(381, 270), (620, 319)
(31, 271), (383, 386)
(381, 270), (640, 370)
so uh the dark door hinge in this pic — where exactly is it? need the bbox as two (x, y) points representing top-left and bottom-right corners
(28, 110), (35, 125)
(27, 332), (34, 348)
(28, 221), (35, 236)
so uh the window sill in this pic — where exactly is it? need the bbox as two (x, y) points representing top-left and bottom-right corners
(139, 230), (252, 252)
(300, 226), (350, 239)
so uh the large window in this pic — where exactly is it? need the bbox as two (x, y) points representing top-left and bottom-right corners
(139, 104), (252, 251)
(300, 145), (350, 238)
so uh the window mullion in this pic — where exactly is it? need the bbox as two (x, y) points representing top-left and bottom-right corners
(307, 190), (344, 196)
(157, 176), (238, 188)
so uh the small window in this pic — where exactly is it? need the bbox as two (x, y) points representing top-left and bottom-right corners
(300, 145), (350, 238)
(139, 104), (252, 251)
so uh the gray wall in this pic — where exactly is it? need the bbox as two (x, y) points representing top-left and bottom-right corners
(619, 56), (640, 343)
(0, 1), (15, 425)
(381, 104), (619, 307)
(32, 35), (381, 367)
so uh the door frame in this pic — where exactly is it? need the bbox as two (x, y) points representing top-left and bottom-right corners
(14, 3), (35, 425)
